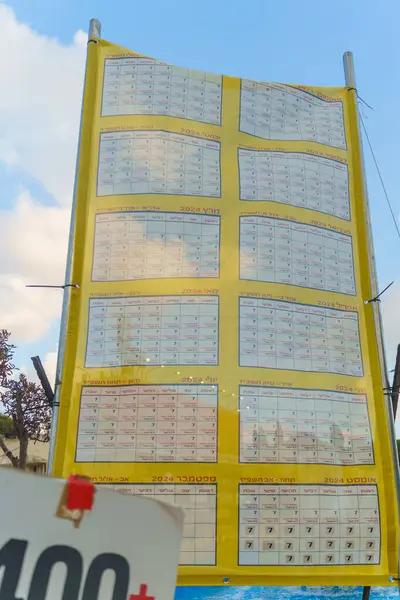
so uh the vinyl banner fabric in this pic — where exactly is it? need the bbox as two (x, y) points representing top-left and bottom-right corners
(53, 37), (399, 586)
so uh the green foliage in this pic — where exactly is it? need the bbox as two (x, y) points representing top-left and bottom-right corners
(0, 331), (51, 469)
(0, 414), (15, 437)
(0, 330), (15, 386)
(1, 373), (51, 443)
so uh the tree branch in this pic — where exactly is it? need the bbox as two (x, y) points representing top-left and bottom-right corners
(0, 437), (19, 468)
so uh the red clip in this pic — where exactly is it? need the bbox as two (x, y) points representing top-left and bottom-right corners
(66, 475), (95, 511)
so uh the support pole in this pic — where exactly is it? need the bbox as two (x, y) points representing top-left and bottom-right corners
(31, 356), (54, 407)
(343, 51), (400, 584)
(47, 19), (102, 475)
(89, 18), (101, 39)
(361, 586), (371, 600)
(392, 344), (400, 418)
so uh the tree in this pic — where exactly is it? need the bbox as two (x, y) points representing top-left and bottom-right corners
(0, 373), (51, 469)
(0, 329), (15, 386)
(0, 415), (15, 437)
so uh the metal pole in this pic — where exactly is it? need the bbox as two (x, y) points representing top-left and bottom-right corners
(392, 344), (400, 418)
(361, 586), (371, 600)
(47, 19), (102, 475)
(89, 18), (101, 39)
(343, 51), (400, 579)
(31, 356), (54, 407)
(343, 52), (383, 359)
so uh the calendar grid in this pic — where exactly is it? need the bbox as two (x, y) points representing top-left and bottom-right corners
(238, 149), (350, 221)
(85, 295), (219, 368)
(76, 383), (218, 463)
(239, 484), (380, 566)
(102, 483), (217, 566)
(239, 297), (363, 376)
(97, 130), (221, 198)
(101, 57), (222, 125)
(239, 215), (356, 295)
(239, 82), (346, 150)
(239, 386), (374, 466)
(92, 211), (221, 282)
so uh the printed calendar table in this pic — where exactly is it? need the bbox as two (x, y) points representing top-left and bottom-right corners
(239, 386), (373, 466)
(85, 295), (219, 368)
(239, 215), (355, 295)
(102, 57), (222, 125)
(106, 483), (217, 566)
(239, 484), (380, 566)
(240, 82), (346, 149)
(239, 297), (363, 376)
(239, 149), (350, 220)
(76, 383), (218, 463)
(92, 211), (221, 281)
(97, 130), (220, 197)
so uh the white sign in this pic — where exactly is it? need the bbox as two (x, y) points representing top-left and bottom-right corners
(0, 469), (184, 600)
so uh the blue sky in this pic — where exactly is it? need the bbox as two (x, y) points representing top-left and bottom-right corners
(1, 0), (400, 434)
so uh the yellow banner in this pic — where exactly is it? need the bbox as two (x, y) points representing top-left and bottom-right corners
(53, 37), (399, 586)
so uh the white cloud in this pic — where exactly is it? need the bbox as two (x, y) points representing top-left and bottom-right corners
(43, 350), (58, 388)
(380, 285), (400, 437)
(0, 191), (69, 282)
(0, 191), (68, 341)
(0, 277), (62, 342)
(18, 349), (57, 389)
(0, 4), (86, 343)
(381, 283), (400, 371)
(0, 3), (86, 205)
